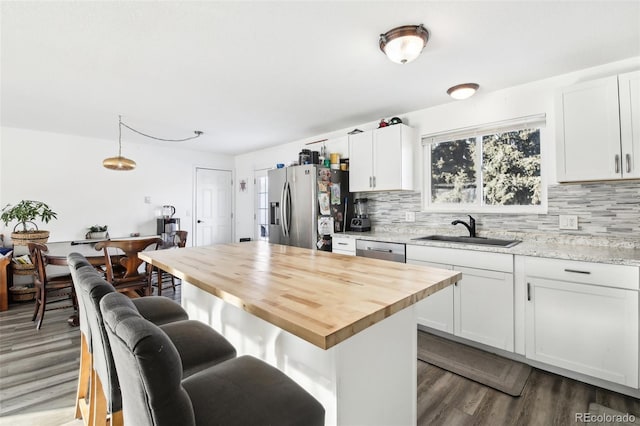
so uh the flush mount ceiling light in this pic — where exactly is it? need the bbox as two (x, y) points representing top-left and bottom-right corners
(447, 83), (480, 100)
(103, 115), (203, 171)
(379, 24), (429, 64)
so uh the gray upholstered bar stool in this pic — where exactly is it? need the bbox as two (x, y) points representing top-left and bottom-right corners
(67, 253), (95, 422)
(101, 291), (325, 426)
(68, 253), (191, 424)
(71, 254), (236, 426)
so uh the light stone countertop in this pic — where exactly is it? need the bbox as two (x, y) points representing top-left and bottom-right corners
(338, 231), (640, 267)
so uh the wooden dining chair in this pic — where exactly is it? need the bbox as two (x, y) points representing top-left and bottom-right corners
(94, 237), (162, 297)
(28, 242), (77, 330)
(153, 230), (188, 295)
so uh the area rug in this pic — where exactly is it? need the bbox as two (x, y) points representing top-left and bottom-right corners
(417, 331), (531, 397)
(587, 403), (640, 426)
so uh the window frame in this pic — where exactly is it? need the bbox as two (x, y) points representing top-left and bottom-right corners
(422, 114), (548, 214)
(254, 168), (270, 241)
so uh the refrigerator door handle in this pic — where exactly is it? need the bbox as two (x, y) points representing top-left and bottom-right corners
(284, 181), (292, 236)
(280, 182), (288, 237)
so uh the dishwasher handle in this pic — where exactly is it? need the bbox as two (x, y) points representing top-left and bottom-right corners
(366, 247), (393, 253)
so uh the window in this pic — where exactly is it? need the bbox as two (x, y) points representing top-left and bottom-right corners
(254, 170), (269, 241)
(423, 114), (546, 212)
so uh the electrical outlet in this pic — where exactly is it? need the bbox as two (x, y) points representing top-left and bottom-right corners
(559, 214), (578, 230)
(144, 196), (151, 204)
(405, 212), (416, 222)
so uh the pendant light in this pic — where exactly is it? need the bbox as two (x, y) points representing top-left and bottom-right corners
(103, 115), (203, 171)
(103, 115), (137, 171)
(379, 24), (429, 64)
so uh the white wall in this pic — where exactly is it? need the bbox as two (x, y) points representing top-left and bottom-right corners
(234, 57), (640, 240)
(0, 127), (233, 244)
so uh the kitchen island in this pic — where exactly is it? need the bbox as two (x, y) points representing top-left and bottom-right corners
(139, 241), (460, 425)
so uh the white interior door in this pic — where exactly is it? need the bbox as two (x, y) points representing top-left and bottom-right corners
(195, 168), (232, 246)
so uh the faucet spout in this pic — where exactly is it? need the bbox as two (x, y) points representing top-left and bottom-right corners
(451, 215), (476, 237)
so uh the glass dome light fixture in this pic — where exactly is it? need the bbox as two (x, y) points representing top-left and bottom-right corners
(103, 115), (203, 171)
(379, 24), (429, 64)
(447, 83), (480, 100)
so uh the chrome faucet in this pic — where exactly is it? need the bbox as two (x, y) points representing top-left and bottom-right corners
(452, 215), (476, 238)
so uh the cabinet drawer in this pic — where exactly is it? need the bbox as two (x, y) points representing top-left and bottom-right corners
(524, 257), (639, 290)
(407, 245), (513, 273)
(332, 236), (355, 253)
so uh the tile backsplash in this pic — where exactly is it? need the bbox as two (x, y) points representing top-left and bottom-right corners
(362, 181), (640, 245)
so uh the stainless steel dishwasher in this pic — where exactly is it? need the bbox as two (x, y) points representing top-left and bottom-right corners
(355, 240), (406, 263)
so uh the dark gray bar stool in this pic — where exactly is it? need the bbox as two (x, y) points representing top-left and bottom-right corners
(101, 291), (325, 426)
(70, 253), (236, 426)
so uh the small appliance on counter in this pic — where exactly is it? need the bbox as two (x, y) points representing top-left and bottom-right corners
(157, 215), (180, 246)
(350, 198), (371, 232)
(161, 205), (176, 218)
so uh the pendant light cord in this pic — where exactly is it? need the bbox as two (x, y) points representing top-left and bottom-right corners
(119, 116), (203, 142)
(118, 115), (124, 156)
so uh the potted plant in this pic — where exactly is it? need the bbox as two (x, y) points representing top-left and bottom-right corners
(86, 225), (109, 240)
(1, 200), (57, 246)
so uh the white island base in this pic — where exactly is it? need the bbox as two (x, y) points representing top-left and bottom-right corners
(182, 282), (417, 426)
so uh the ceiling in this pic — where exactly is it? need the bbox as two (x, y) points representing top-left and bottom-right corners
(2, 1), (639, 155)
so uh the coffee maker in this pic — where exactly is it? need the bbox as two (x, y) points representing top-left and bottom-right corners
(350, 198), (371, 232)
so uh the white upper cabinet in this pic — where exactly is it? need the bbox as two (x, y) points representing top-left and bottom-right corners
(348, 131), (374, 192)
(556, 71), (640, 182)
(619, 70), (640, 179)
(348, 124), (414, 192)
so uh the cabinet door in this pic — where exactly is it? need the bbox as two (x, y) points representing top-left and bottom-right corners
(454, 266), (514, 351)
(348, 131), (373, 192)
(372, 125), (403, 191)
(525, 278), (638, 388)
(556, 76), (622, 182)
(408, 259), (454, 333)
(619, 70), (640, 179)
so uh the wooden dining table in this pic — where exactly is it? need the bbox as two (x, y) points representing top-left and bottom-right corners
(44, 240), (112, 267)
(42, 237), (162, 322)
(44, 235), (162, 268)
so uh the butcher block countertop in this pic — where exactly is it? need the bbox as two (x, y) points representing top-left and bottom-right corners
(139, 241), (461, 350)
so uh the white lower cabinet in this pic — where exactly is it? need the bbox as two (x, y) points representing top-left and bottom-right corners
(331, 235), (356, 256)
(524, 257), (639, 388)
(408, 246), (514, 352)
(409, 260), (454, 333)
(455, 266), (514, 351)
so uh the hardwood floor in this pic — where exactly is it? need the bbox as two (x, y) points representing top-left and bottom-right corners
(1, 279), (638, 426)
(418, 359), (640, 426)
(0, 280), (181, 425)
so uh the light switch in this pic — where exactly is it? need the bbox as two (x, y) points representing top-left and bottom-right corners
(144, 196), (151, 204)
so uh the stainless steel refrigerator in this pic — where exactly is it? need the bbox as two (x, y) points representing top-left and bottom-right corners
(268, 164), (352, 250)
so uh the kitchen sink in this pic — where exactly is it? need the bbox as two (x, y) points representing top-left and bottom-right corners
(411, 235), (521, 248)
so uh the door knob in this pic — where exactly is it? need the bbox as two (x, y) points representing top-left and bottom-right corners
(197, 220), (203, 224)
